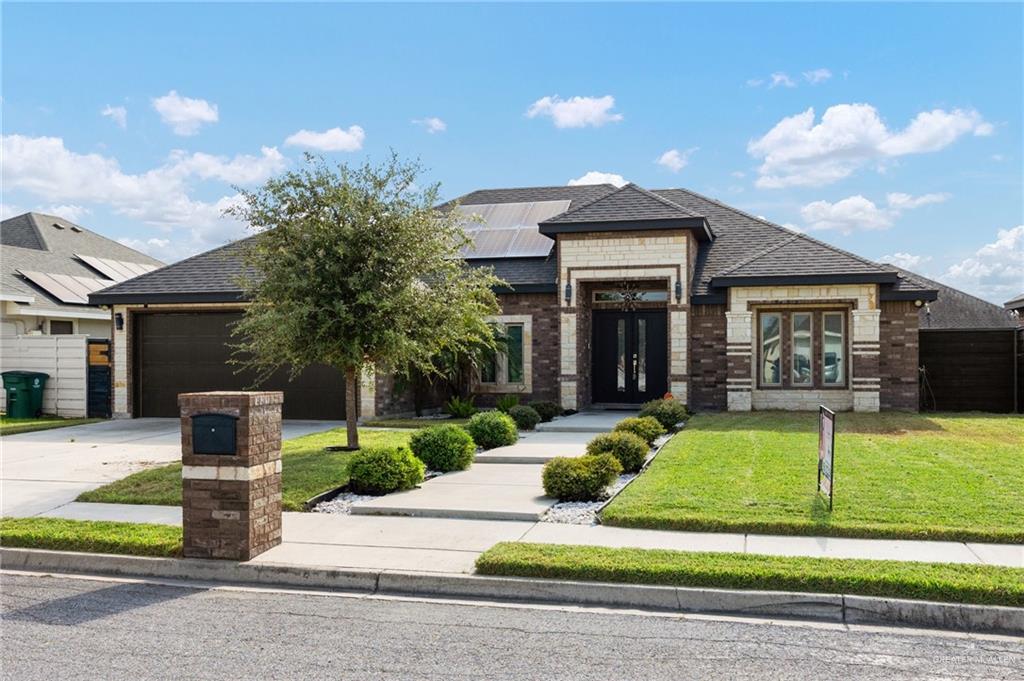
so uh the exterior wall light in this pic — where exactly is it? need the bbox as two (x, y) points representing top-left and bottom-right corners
(115, 312), (124, 331)
(564, 281), (572, 306)
(674, 280), (683, 303)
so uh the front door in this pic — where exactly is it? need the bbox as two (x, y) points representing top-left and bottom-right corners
(592, 310), (668, 404)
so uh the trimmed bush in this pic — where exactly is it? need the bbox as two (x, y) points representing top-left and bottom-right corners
(613, 416), (666, 447)
(409, 425), (476, 472)
(528, 401), (562, 423)
(445, 395), (478, 418)
(586, 431), (649, 473)
(496, 395), (520, 413)
(348, 446), (425, 495)
(639, 398), (689, 430)
(466, 411), (518, 450)
(542, 454), (623, 501)
(508, 405), (541, 431)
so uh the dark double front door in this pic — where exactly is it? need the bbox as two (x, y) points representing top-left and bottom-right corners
(592, 310), (668, 404)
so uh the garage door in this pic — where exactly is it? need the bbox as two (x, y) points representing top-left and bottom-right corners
(134, 311), (346, 419)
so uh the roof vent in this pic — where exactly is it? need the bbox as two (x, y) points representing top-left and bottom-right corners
(70, 226), (82, 232)
(52, 223), (65, 230)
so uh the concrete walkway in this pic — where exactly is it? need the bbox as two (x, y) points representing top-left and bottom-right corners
(38, 502), (1024, 573)
(0, 418), (343, 517)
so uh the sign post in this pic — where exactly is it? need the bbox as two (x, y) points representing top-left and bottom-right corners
(817, 405), (835, 510)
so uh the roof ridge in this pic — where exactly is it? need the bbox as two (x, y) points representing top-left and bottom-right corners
(715, 234), (799, 276)
(21, 213), (51, 251)
(656, 186), (895, 275)
(624, 183), (702, 218)
(541, 183), (633, 221)
(463, 182), (618, 193)
(20, 212), (164, 265)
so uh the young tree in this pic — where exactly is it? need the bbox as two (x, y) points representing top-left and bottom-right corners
(228, 154), (501, 448)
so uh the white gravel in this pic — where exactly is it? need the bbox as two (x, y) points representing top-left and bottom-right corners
(312, 492), (376, 515)
(542, 473), (636, 525)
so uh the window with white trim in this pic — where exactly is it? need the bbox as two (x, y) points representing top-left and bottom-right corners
(791, 312), (812, 385)
(822, 312), (845, 385)
(760, 313), (782, 386)
(477, 316), (532, 392)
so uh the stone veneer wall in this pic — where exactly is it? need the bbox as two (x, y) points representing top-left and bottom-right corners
(688, 304), (728, 411)
(879, 300), (921, 411)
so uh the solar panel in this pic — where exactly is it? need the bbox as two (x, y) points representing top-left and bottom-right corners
(76, 254), (160, 282)
(456, 200), (569, 259)
(18, 270), (114, 305)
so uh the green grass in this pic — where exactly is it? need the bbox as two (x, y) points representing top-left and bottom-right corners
(77, 428), (412, 511)
(0, 517), (182, 557)
(0, 415), (101, 436)
(476, 542), (1024, 608)
(602, 412), (1024, 543)
(363, 417), (470, 429)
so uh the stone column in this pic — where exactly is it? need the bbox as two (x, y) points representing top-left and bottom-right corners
(851, 309), (881, 412)
(725, 311), (753, 411)
(559, 310), (579, 410)
(179, 391), (283, 561)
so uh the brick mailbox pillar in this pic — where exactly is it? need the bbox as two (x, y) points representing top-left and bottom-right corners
(179, 391), (284, 561)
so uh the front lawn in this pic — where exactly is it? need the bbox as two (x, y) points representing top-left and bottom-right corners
(476, 542), (1024, 607)
(0, 415), (101, 436)
(77, 427), (412, 511)
(363, 417), (470, 429)
(601, 412), (1024, 543)
(0, 517), (182, 557)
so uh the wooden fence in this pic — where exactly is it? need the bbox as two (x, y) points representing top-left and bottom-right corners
(919, 329), (1019, 413)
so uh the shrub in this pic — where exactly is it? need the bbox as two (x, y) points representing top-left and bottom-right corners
(409, 425), (475, 472)
(445, 395), (477, 418)
(508, 405), (541, 431)
(465, 411), (518, 449)
(613, 416), (666, 447)
(542, 454), (622, 501)
(496, 395), (520, 413)
(348, 446), (425, 495)
(639, 398), (689, 430)
(528, 401), (562, 423)
(585, 431), (649, 473)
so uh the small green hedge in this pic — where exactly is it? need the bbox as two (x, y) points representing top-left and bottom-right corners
(508, 405), (541, 431)
(496, 395), (520, 413)
(638, 398), (688, 430)
(0, 517), (182, 557)
(409, 424), (476, 472)
(612, 416), (665, 446)
(528, 401), (562, 423)
(542, 454), (622, 501)
(586, 432), (649, 473)
(348, 446), (425, 495)
(466, 411), (518, 449)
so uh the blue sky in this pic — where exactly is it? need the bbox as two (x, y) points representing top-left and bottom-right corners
(3, 2), (1021, 303)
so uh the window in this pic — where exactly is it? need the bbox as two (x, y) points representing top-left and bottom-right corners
(791, 313), (812, 385)
(823, 312), (845, 384)
(479, 321), (526, 386)
(49, 320), (74, 335)
(760, 313), (782, 385)
(593, 290), (668, 303)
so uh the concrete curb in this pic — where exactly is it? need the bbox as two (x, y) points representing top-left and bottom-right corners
(3, 548), (1021, 635)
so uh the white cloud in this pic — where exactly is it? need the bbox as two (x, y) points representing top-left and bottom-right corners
(655, 147), (698, 173)
(941, 226), (1024, 303)
(878, 252), (932, 270)
(567, 171), (627, 187)
(769, 72), (797, 88)
(745, 79), (764, 88)
(749, 104), (992, 188)
(731, 171), (746, 179)
(799, 192), (949, 234)
(284, 125), (365, 152)
(151, 90), (219, 136)
(167, 146), (287, 185)
(802, 68), (832, 85)
(413, 117), (446, 134)
(526, 95), (623, 129)
(101, 105), (127, 129)
(0, 202), (89, 222)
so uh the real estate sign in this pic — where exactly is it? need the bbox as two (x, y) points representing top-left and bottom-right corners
(818, 406), (835, 510)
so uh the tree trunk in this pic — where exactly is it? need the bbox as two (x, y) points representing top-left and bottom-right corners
(345, 366), (359, 449)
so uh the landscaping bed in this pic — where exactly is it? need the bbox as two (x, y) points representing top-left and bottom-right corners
(0, 517), (182, 557)
(0, 415), (101, 436)
(475, 542), (1024, 608)
(363, 417), (470, 429)
(77, 428), (412, 511)
(601, 412), (1024, 543)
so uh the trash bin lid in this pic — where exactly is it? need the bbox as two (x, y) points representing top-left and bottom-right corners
(1, 371), (50, 378)
(1, 370), (50, 387)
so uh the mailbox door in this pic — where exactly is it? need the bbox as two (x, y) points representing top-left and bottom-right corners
(192, 413), (238, 455)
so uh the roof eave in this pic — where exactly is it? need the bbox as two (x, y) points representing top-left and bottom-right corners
(493, 283), (557, 294)
(538, 216), (713, 241)
(880, 289), (939, 302)
(709, 272), (900, 288)
(88, 291), (247, 305)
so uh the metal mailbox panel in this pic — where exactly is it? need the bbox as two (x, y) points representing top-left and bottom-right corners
(192, 413), (238, 455)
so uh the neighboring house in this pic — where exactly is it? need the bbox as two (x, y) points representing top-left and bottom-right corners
(1005, 293), (1024, 327)
(93, 183), (958, 420)
(1, 212), (163, 338)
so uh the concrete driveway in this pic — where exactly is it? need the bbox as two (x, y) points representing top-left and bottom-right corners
(1, 418), (343, 518)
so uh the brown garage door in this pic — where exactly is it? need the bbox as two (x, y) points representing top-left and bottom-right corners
(134, 311), (346, 419)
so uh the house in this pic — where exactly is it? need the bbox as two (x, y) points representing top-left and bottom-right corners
(1, 212), (163, 338)
(1005, 293), (1024, 327)
(91, 183), (965, 420)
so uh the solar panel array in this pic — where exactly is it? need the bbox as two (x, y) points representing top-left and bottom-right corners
(75, 254), (160, 282)
(18, 270), (116, 305)
(456, 200), (569, 259)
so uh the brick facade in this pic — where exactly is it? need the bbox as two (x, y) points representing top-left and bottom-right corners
(688, 304), (727, 411)
(879, 300), (921, 411)
(179, 391), (283, 561)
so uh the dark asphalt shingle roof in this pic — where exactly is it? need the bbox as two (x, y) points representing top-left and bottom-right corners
(467, 256), (557, 291)
(1005, 293), (1024, 310)
(541, 183), (702, 224)
(454, 184), (617, 210)
(886, 268), (1018, 330)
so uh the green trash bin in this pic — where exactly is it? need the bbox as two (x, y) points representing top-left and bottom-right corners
(2, 371), (50, 419)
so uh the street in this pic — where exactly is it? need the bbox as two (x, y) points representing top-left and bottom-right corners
(1, 573), (1021, 680)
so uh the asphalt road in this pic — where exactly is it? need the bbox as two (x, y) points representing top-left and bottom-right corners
(2, 573), (1021, 680)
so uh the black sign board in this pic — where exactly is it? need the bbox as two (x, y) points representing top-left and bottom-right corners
(817, 406), (835, 510)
